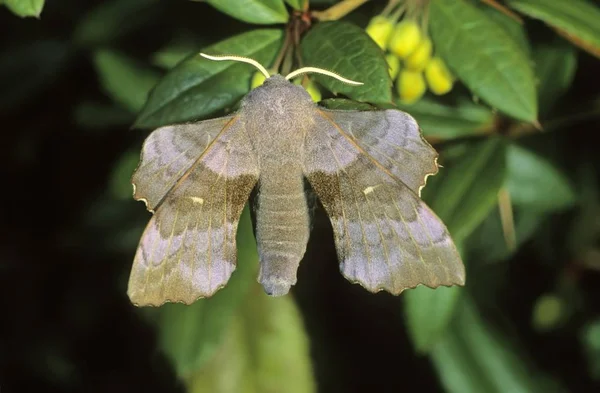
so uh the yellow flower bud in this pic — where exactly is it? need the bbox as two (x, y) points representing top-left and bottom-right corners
(250, 71), (266, 89)
(365, 16), (394, 50)
(385, 53), (401, 80)
(304, 80), (322, 102)
(425, 57), (454, 95)
(405, 37), (432, 71)
(397, 70), (426, 104)
(389, 20), (422, 59)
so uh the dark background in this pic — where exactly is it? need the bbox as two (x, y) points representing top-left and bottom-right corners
(1, 1), (600, 392)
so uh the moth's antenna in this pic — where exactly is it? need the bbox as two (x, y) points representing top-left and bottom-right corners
(285, 67), (363, 86)
(200, 53), (270, 79)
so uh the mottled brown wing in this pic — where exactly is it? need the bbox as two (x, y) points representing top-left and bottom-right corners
(304, 109), (465, 294)
(317, 109), (438, 195)
(128, 116), (259, 306)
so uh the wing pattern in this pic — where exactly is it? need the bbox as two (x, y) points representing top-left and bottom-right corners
(304, 109), (464, 294)
(128, 116), (259, 306)
(318, 109), (438, 195)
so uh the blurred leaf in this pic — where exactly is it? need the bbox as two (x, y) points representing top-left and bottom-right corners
(109, 149), (139, 200)
(301, 21), (392, 105)
(506, 143), (576, 213)
(0, 40), (69, 113)
(533, 40), (578, 115)
(466, 204), (543, 264)
(431, 296), (565, 393)
(567, 163), (600, 259)
(186, 288), (314, 393)
(395, 96), (495, 140)
(404, 285), (462, 354)
(581, 319), (600, 380)
(93, 49), (161, 113)
(73, 0), (161, 47)
(155, 207), (260, 377)
(507, 0), (600, 58)
(135, 29), (284, 128)
(481, 4), (531, 55)
(152, 43), (202, 70)
(73, 102), (134, 130)
(206, 0), (288, 24)
(285, 0), (305, 11)
(429, 0), (537, 122)
(423, 137), (507, 243)
(1, 0), (44, 17)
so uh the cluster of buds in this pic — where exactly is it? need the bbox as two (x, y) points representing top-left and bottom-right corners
(366, 16), (454, 104)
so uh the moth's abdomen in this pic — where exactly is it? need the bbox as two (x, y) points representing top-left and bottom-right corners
(255, 170), (310, 296)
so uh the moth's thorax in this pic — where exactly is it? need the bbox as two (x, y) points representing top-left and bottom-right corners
(242, 75), (315, 165)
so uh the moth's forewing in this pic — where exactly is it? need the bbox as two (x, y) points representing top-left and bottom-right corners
(128, 116), (260, 306)
(303, 108), (465, 294)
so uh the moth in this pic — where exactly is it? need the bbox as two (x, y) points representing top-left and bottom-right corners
(128, 53), (465, 306)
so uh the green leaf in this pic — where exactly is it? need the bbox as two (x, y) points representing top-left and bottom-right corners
(73, 102), (134, 131)
(533, 40), (578, 115)
(284, 0), (305, 11)
(206, 0), (288, 25)
(395, 96), (495, 140)
(581, 318), (600, 380)
(429, 0), (537, 122)
(109, 150), (140, 200)
(301, 21), (393, 105)
(0, 40), (69, 114)
(93, 50), (161, 113)
(423, 137), (507, 243)
(506, 143), (576, 212)
(135, 29), (284, 129)
(73, 0), (162, 47)
(507, 0), (600, 58)
(186, 288), (315, 393)
(465, 204), (543, 265)
(480, 4), (531, 55)
(404, 285), (462, 354)
(1, 0), (44, 17)
(431, 296), (565, 393)
(155, 207), (260, 377)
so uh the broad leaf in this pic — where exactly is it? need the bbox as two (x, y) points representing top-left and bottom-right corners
(404, 285), (463, 354)
(481, 4), (530, 55)
(284, 0), (306, 11)
(507, 0), (600, 58)
(506, 144), (576, 212)
(395, 96), (494, 140)
(429, 0), (537, 122)
(301, 21), (393, 105)
(423, 137), (507, 244)
(73, 0), (162, 47)
(135, 29), (284, 128)
(206, 0), (288, 25)
(1, 0), (44, 17)
(155, 207), (259, 377)
(431, 296), (566, 393)
(533, 40), (578, 115)
(73, 102), (134, 131)
(186, 289), (315, 393)
(93, 50), (161, 113)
